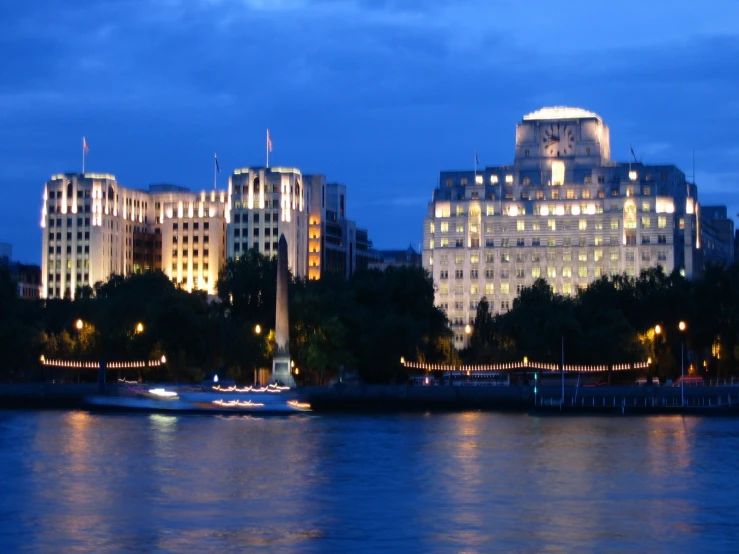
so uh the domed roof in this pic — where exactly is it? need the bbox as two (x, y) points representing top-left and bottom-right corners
(523, 107), (602, 122)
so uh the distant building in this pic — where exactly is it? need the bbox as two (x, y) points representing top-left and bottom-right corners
(423, 107), (702, 347)
(700, 206), (734, 267)
(0, 243), (11, 266)
(304, 174), (375, 279)
(10, 263), (41, 300)
(369, 245), (422, 271)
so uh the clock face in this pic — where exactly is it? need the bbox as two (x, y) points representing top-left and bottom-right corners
(541, 122), (576, 156)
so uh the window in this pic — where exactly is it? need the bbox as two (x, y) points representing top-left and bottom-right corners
(548, 220), (556, 231)
(578, 266), (588, 278)
(439, 270), (448, 280)
(485, 283), (495, 295)
(657, 216), (667, 228)
(455, 254), (465, 264)
(658, 235), (667, 244)
(485, 269), (494, 279)
(578, 251), (587, 262)
(456, 223), (465, 233)
(582, 189), (591, 199)
(547, 267), (556, 278)
(531, 267), (541, 278)
(455, 269), (464, 279)
(562, 267), (572, 278)
(516, 268), (525, 279)
(610, 251), (619, 261)
(500, 283), (510, 295)
(641, 217), (651, 229)
(501, 300), (510, 311)
(566, 189), (575, 200)
(611, 219), (619, 230)
(470, 269), (478, 278)
(641, 251), (651, 262)
(579, 220), (587, 231)
(470, 284), (479, 294)
(516, 220), (525, 231)
(501, 253), (510, 263)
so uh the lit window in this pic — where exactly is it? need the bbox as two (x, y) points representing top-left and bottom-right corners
(531, 267), (541, 278)
(500, 283), (510, 295)
(516, 220), (525, 231)
(505, 175), (513, 184)
(551, 161), (565, 186)
(490, 175), (499, 184)
(579, 220), (587, 230)
(475, 175), (483, 185)
(629, 171), (638, 181)
(547, 267), (556, 278)
(658, 216), (667, 229)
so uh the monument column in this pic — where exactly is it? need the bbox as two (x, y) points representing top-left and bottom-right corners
(271, 234), (296, 386)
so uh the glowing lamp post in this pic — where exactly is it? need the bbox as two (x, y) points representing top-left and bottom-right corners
(678, 321), (687, 407)
(654, 324), (662, 382)
(135, 322), (144, 334)
(75, 319), (84, 330)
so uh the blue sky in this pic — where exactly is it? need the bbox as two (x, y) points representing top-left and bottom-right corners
(2, 0), (739, 263)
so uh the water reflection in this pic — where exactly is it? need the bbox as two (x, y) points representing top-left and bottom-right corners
(2, 412), (739, 552)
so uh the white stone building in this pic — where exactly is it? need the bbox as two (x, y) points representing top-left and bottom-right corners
(422, 107), (701, 347)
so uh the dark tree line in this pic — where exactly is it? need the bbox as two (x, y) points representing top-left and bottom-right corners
(466, 265), (739, 380)
(0, 251), (453, 384)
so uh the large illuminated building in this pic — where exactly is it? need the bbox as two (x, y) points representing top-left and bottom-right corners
(225, 168), (374, 280)
(423, 107), (705, 347)
(41, 167), (374, 298)
(41, 174), (227, 298)
(226, 167), (308, 277)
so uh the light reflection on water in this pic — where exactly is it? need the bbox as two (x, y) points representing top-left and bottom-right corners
(1, 411), (739, 553)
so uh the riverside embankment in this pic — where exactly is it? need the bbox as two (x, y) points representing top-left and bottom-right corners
(2, 383), (739, 415)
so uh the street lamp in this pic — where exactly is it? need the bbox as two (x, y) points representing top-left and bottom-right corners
(135, 322), (144, 334)
(255, 324), (262, 335)
(75, 319), (84, 330)
(678, 321), (687, 406)
(653, 325), (662, 383)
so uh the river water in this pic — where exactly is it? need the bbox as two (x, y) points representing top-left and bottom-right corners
(1, 411), (738, 553)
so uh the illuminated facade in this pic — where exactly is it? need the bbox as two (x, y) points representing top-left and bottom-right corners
(151, 185), (228, 295)
(41, 173), (151, 299)
(423, 107), (701, 347)
(41, 174), (227, 298)
(226, 167), (308, 277)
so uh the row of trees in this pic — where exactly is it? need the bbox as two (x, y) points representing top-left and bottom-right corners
(0, 251), (453, 384)
(466, 265), (739, 379)
(2, 254), (739, 383)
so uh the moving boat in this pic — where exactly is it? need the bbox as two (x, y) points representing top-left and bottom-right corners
(85, 383), (311, 414)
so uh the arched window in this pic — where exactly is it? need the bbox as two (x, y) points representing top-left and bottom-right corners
(253, 177), (260, 194)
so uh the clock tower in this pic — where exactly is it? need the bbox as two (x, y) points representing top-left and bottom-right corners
(514, 107), (611, 169)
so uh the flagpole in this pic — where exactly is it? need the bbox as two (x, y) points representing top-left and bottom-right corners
(266, 130), (270, 169)
(82, 137), (85, 174)
(214, 154), (217, 191)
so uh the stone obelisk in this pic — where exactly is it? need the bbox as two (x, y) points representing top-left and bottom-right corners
(271, 234), (295, 386)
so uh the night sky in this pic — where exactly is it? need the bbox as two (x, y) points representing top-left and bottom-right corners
(2, 0), (738, 264)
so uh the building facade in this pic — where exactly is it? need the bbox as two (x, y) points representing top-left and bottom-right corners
(368, 245), (422, 271)
(226, 167), (308, 278)
(700, 206), (734, 268)
(41, 167), (375, 298)
(303, 175), (375, 279)
(40, 174), (228, 298)
(423, 107), (702, 347)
